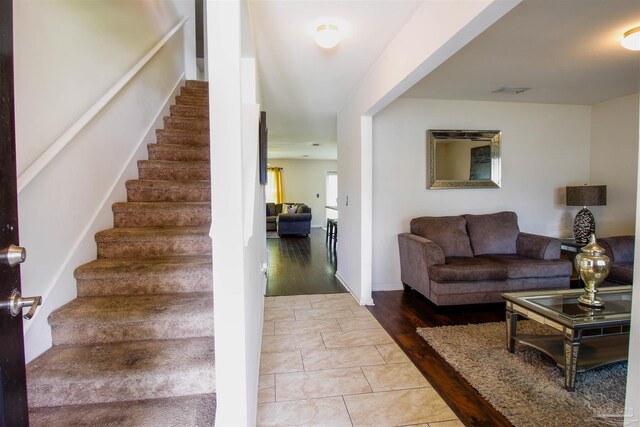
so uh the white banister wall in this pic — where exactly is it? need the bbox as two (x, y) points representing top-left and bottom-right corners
(13, 0), (197, 362)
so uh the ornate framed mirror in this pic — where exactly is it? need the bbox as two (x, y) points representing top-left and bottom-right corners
(427, 129), (501, 189)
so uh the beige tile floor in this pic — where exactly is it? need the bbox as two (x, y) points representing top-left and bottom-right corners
(257, 293), (463, 427)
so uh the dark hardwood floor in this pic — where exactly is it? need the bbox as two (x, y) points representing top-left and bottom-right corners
(266, 228), (347, 296)
(368, 289), (512, 427)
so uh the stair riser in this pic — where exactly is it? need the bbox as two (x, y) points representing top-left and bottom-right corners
(138, 167), (210, 181)
(170, 105), (208, 118)
(127, 187), (211, 203)
(156, 133), (209, 146)
(180, 87), (208, 98)
(51, 317), (214, 346)
(163, 117), (209, 131)
(148, 145), (210, 161)
(113, 207), (211, 228)
(176, 96), (208, 107)
(28, 370), (215, 408)
(77, 272), (212, 297)
(97, 237), (212, 258)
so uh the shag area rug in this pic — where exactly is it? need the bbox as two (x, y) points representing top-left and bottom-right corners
(266, 231), (280, 239)
(417, 321), (626, 427)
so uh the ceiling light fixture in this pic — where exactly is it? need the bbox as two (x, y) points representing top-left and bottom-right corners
(315, 24), (341, 49)
(621, 26), (640, 51)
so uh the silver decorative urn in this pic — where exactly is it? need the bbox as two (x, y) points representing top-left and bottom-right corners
(574, 234), (610, 307)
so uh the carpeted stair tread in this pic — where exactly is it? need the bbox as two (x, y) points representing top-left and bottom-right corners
(112, 201), (211, 227)
(175, 95), (208, 107)
(95, 226), (210, 241)
(27, 337), (215, 407)
(29, 393), (216, 427)
(137, 160), (210, 180)
(95, 226), (211, 258)
(163, 115), (209, 131)
(148, 143), (210, 161)
(185, 80), (208, 89)
(75, 256), (212, 296)
(180, 86), (208, 98)
(156, 129), (209, 145)
(48, 293), (214, 345)
(126, 179), (210, 202)
(170, 104), (208, 118)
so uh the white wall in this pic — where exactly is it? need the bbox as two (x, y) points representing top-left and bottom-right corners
(371, 98), (591, 289)
(268, 159), (338, 228)
(590, 93), (639, 237)
(209, 0), (265, 425)
(14, 0), (196, 362)
(336, 0), (521, 304)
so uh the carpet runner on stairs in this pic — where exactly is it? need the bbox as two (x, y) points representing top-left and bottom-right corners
(27, 80), (216, 426)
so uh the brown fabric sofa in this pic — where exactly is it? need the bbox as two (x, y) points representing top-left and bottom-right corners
(398, 211), (572, 306)
(598, 235), (634, 285)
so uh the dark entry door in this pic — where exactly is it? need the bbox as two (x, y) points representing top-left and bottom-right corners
(0, 1), (30, 425)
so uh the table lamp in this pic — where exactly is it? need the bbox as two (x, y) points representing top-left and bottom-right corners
(566, 185), (606, 245)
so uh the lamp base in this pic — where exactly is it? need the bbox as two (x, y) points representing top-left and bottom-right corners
(573, 208), (595, 246)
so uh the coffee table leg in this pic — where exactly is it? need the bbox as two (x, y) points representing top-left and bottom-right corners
(506, 310), (518, 353)
(563, 330), (581, 391)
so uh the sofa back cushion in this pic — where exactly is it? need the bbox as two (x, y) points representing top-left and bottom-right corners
(464, 211), (519, 255)
(266, 203), (277, 216)
(297, 204), (311, 214)
(410, 216), (473, 257)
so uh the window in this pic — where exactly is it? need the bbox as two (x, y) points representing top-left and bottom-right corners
(265, 167), (283, 203)
(326, 172), (338, 220)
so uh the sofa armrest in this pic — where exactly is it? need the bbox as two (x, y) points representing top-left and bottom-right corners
(398, 233), (445, 296)
(277, 213), (312, 223)
(516, 232), (560, 260)
(599, 236), (634, 263)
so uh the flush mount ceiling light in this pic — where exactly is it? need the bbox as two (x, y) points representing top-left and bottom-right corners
(621, 26), (640, 51)
(315, 24), (341, 49)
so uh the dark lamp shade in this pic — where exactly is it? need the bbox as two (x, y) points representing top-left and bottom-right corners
(566, 185), (606, 207)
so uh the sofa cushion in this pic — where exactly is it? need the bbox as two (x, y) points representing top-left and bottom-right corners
(464, 211), (519, 255)
(481, 255), (572, 279)
(429, 257), (507, 282)
(607, 262), (633, 285)
(266, 203), (277, 217)
(410, 216), (473, 257)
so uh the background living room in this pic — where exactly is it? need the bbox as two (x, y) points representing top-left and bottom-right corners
(264, 158), (344, 296)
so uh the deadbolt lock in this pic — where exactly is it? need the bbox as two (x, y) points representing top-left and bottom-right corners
(0, 245), (26, 267)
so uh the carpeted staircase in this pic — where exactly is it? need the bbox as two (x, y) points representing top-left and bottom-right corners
(27, 80), (216, 426)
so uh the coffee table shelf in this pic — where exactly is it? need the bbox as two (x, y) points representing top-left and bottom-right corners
(514, 333), (629, 372)
(502, 285), (632, 391)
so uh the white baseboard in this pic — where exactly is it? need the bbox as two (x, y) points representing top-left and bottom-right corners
(372, 283), (404, 291)
(335, 272), (374, 306)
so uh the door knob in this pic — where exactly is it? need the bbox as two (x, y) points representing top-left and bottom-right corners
(0, 290), (42, 320)
(0, 245), (26, 267)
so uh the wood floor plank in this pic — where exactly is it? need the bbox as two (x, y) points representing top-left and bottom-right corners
(266, 228), (347, 296)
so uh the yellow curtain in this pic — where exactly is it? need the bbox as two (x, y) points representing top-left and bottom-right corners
(267, 167), (284, 204)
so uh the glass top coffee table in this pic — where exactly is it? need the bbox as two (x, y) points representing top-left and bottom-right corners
(502, 285), (632, 391)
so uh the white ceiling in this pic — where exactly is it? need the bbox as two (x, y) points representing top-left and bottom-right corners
(251, 0), (640, 161)
(402, 0), (640, 104)
(249, 0), (422, 160)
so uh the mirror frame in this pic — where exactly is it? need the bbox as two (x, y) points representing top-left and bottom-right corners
(427, 129), (502, 189)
